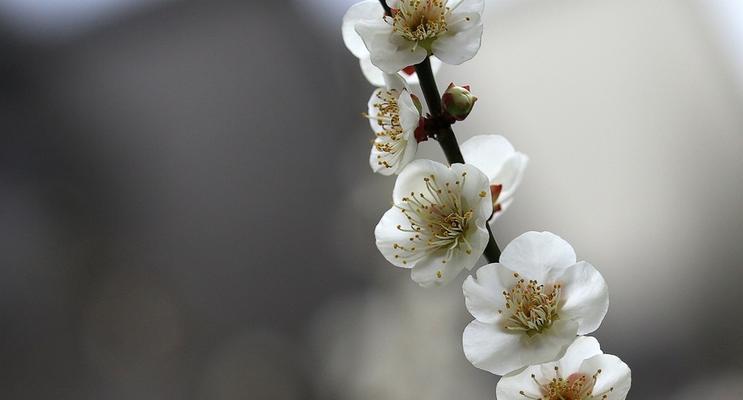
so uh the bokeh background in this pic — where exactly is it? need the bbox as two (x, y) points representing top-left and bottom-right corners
(1, 0), (741, 398)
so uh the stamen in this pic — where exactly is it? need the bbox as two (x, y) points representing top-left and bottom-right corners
(521, 367), (607, 400)
(366, 89), (410, 169)
(502, 277), (561, 336)
(390, 0), (450, 44)
(392, 172), (476, 272)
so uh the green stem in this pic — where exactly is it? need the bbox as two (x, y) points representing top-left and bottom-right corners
(414, 56), (501, 263)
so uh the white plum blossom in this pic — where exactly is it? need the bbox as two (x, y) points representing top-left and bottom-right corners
(343, 1), (442, 86)
(366, 73), (421, 175)
(462, 232), (609, 375)
(461, 135), (528, 221)
(375, 159), (493, 287)
(496, 336), (631, 400)
(345, 0), (484, 74)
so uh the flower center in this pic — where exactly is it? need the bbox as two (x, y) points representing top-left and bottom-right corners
(366, 90), (406, 169)
(542, 372), (595, 400)
(499, 273), (561, 336)
(393, 172), (483, 266)
(519, 367), (615, 400)
(391, 0), (449, 46)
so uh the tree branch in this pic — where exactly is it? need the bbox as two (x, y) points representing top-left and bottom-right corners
(414, 56), (501, 263)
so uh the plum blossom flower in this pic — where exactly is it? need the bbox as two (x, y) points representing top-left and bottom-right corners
(496, 336), (631, 400)
(343, 1), (442, 86)
(375, 159), (492, 287)
(462, 231), (609, 375)
(345, 0), (484, 74)
(461, 135), (528, 220)
(365, 73), (421, 175)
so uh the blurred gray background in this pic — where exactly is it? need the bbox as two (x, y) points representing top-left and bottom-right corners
(0, 0), (741, 399)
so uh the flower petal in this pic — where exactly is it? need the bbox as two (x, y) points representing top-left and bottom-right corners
(463, 318), (578, 376)
(554, 261), (609, 335)
(384, 73), (407, 92)
(356, 19), (428, 73)
(555, 336), (603, 374)
(495, 365), (543, 400)
(359, 56), (386, 87)
(462, 320), (524, 376)
(493, 152), (528, 203)
(449, 163), (493, 221)
(374, 207), (423, 268)
(397, 90), (420, 133)
(449, 0), (485, 15)
(579, 354), (632, 399)
(369, 144), (394, 175)
(342, 0), (381, 58)
(367, 88), (385, 132)
(431, 18), (483, 65)
(462, 263), (517, 323)
(460, 135), (516, 182)
(499, 231), (577, 282)
(410, 252), (466, 287)
(391, 159), (453, 203)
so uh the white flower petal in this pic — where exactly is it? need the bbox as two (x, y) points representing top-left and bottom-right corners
(360, 56), (386, 87)
(518, 318), (579, 370)
(462, 320), (524, 376)
(410, 252), (466, 287)
(391, 159), (452, 203)
(462, 263), (516, 323)
(555, 261), (609, 335)
(356, 19), (428, 74)
(447, 11), (481, 33)
(449, 163), (492, 217)
(449, 0), (485, 15)
(342, 0), (381, 59)
(397, 136), (418, 174)
(431, 19), (483, 65)
(555, 336), (603, 373)
(460, 135), (516, 182)
(367, 88), (385, 132)
(374, 207), (422, 268)
(383, 72), (407, 92)
(499, 231), (577, 281)
(493, 152), (528, 203)
(463, 223), (490, 268)
(463, 318), (578, 376)
(369, 145), (394, 175)
(397, 90), (420, 133)
(495, 365), (543, 400)
(579, 354), (632, 399)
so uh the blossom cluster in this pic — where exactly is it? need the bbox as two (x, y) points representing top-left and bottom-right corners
(343, 1), (631, 398)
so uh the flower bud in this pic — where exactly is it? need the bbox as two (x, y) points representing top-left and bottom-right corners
(442, 83), (477, 121)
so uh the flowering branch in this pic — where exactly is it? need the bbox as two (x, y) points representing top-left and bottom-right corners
(415, 56), (501, 263)
(342, 1), (631, 396)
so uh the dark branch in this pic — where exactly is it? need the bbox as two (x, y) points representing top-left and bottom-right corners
(415, 57), (500, 263)
(378, 0), (392, 15)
